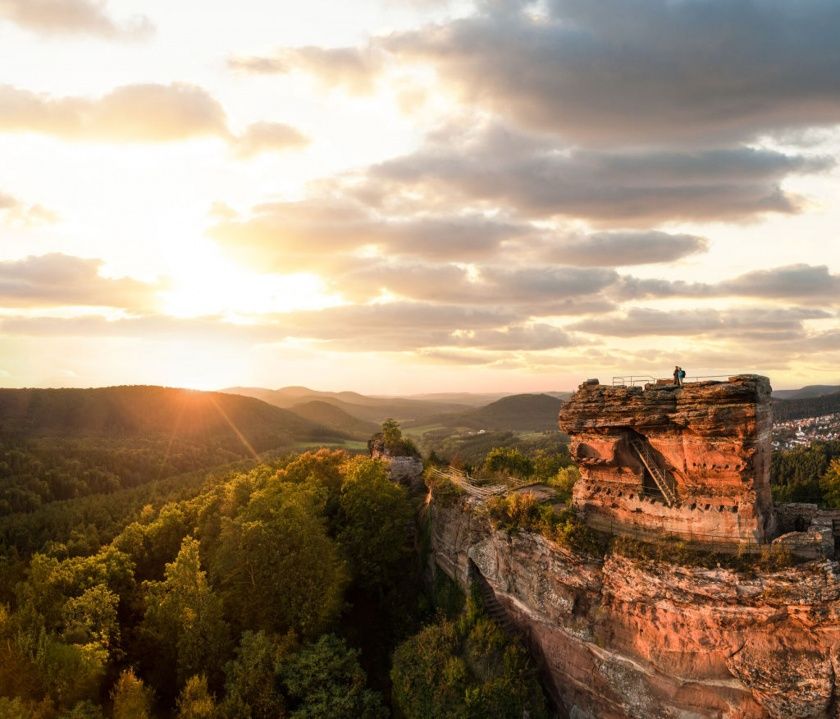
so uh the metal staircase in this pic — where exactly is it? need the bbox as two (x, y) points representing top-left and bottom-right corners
(631, 439), (679, 507)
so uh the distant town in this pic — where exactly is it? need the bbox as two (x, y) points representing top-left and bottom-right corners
(773, 413), (840, 450)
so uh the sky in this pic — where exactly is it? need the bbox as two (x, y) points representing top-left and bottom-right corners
(0, 0), (839, 394)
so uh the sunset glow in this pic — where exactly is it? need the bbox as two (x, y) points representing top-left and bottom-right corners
(1, 0), (839, 392)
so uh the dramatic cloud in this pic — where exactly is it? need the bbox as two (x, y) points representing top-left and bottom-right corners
(0, 0), (153, 39)
(0, 253), (159, 309)
(545, 231), (708, 266)
(386, 0), (840, 145)
(363, 124), (829, 223)
(234, 122), (309, 158)
(229, 46), (383, 93)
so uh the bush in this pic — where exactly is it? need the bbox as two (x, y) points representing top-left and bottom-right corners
(426, 469), (465, 508)
(549, 466), (579, 503)
(482, 448), (534, 480)
(485, 494), (604, 556)
(610, 535), (796, 572)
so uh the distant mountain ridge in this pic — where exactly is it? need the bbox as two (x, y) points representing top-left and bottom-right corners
(412, 393), (566, 432)
(772, 385), (840, 400)
(286, 400), (379, 441)
(224, 386), (473, 423)
(773, 391), (840, 422)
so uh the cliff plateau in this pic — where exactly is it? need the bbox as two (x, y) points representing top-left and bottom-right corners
(430, 498), (840, 719)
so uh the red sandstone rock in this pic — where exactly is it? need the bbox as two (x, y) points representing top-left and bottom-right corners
(558, 375), (776, 544)
(430, 499), (840, 719)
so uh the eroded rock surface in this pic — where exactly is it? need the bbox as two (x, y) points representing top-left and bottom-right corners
(430, 499), (840, 719)
(558, 375), (776, 544)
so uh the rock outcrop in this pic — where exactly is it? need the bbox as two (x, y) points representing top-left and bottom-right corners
(368, 435), (424, 491)
(429, 497), (840, 719)
(558, 375), (776, 545)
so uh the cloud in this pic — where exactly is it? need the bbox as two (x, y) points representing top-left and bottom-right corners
(570, 306), (830, 338)
(0, 0), (153, 39)
(336, 261), (618, 306)
(721, 264), (840, 300)
(616, 264), (840, 303)
(363, 124), (829, 223)
(0, 83), (227, 142)
(0, 253), (160, 309)
(229, 46), (384, 93)
(0, 83), (308, 156)
(234, 122), (309, 158)
(386, 0), (840, 145)
(211, 198), (534, 266)
(0, 191), (57, 224)
(544, 231), (708, 267)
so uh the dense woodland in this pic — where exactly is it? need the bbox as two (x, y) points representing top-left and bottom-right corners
(0, 429), (552, 718)
(1, 384), (839, 717)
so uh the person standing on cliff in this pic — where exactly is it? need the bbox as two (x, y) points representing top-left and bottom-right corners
(673, 366), (681, 386)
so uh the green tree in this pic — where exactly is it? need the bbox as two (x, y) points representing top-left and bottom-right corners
(111, 669), (153, 719)
(483, 448), (534, 479)
(391, 598), (548, 719)
(213, 484), (346, 639)
(381, 419), (402, 447)
(278, 635), (386, 719)
(337, 457), (413, 590)
(551, 465), (580, 503)
(177, 675), (217, 719)
(61, 585), (120, 655)
(141, 536), (230, 695)
(820, 458), (840, 508)
(221, 631), (292, 719)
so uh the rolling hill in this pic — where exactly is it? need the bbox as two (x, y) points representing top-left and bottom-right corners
(0, 386), (345, 449)
(287, 400), (380, 441)
(225, 386), (472, 423)
(773, 385), (840, 400)
(773, 391), (840, 422)
(416, 393), (566, 432)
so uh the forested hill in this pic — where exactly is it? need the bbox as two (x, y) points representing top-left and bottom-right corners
(418, 393), (566, 432)
(0, 386), (341, 445)
(287, 400), (380, 440)
(0, 387), (350, 514)
(774, 391), (840, 422)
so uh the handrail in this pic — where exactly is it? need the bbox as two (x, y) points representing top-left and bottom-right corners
(612, 375), (655, 386)
(428, 466), (532, 501)
(613, 373), (738, 387)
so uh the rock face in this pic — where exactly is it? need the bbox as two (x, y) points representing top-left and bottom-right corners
(558, 375), (776, 545)
(368, 436), (424, 491)
(429, 498), (840, 719)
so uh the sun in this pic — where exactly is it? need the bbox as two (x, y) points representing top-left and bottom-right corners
(160, 242), (343, 318)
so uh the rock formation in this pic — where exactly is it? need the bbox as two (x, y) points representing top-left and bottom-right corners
(426, 373), (840, 717)
(430, 497), (840, 719)
(368, 434), (424, 491)
(558, 375), (776, 545)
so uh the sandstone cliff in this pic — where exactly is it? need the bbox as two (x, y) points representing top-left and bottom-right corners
(558, 375), (776, 545)
(430, 497), (840, 719)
